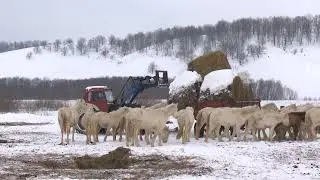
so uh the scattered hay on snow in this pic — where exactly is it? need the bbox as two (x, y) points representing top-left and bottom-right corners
(74, 147), (131, 169)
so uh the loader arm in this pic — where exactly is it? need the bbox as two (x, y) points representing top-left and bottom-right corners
(114, 70), (168, 107)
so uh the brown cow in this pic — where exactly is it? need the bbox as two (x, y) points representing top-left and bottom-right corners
(273, 112), (306, 141)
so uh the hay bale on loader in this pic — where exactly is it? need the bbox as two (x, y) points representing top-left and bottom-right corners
(187, 51), (231, 78)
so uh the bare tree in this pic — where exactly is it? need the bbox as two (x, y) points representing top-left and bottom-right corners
(96, 35), (106, 47)
(76, 37), (87, 55)
(63, 38), (74, 55)
(40, 41), (48, 48)
(101, 48), (109, 58)
(26, 52), (33, 60)
(108, 35), (116, 49)
(61, 46), (68, 56)
(148, 62), (157, 74)
(33, 46), (42, 54)
(53, 39), (61, 52)
(120, 39), (130, 56)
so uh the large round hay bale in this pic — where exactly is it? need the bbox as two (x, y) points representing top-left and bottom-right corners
(187, 51), (231, 78)
(231, 76), (254, 101)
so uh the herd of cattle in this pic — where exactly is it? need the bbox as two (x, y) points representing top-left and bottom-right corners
(57, 99), (320, 147)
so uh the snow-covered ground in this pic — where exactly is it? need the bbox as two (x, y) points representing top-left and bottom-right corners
(1, 100), (320, 179)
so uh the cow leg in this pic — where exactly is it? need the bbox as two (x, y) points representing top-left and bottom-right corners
(71, 125), (75, 142)
(269, 127), (275, 141)
(59, 126), (64, 145)
(236, 125), (241, 141)
(145, 130), (151, 145)
(66, 125), (70, 145)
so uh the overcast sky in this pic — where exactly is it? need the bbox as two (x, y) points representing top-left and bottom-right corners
(1, 0), (320, 41)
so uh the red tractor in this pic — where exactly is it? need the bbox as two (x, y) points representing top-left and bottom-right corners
(82, 86), (114, 112)
(76, 70), (169, 133)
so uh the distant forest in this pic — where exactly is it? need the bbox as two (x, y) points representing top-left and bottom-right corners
(0, 76), (298, 101)
(1, 15), (320, 64)
(249, 78), (298, 100)
(0, 77), (170, 101)
(1, 15), (317, 100)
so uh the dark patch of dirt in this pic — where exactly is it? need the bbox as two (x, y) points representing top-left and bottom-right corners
(0, 122), (51, 126)
(0, 138), (24, 143)
(74, 147), (131, 169)
(0, 147), (213, 179)
(0, 139), (9, 143)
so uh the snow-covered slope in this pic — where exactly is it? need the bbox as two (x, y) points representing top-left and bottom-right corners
(0, 48), (186, 79)
(232, 45), (320, 98)
(1, 44), (320, 98)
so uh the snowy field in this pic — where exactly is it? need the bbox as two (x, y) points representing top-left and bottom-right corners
(1, 100), (320, 179)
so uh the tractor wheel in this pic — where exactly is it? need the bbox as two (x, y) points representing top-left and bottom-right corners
(75, 103), (100, 134)
(75, 113), (106, 134)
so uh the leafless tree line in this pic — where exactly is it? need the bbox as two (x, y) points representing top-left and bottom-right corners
(249, 79), (298, 100)
(1, 15), (320, 64)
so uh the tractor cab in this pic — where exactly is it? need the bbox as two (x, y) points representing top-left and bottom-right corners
(83, 86), (114, 112)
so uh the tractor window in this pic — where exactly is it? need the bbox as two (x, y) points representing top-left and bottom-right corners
(91, 91), (106, 101)
(88, 91), (92, 101)
(105, 90), (114, 102)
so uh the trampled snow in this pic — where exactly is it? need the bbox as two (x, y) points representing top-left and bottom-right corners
(200, 69), (235, 94)
(1, 100), (320, 179)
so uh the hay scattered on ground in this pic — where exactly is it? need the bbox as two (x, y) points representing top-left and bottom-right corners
(74, 147), (131, 169)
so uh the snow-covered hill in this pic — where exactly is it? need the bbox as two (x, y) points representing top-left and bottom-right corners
(0, 47), (186, 79)
(232, 45), (320, 99)
(1, 44), (320, 98)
